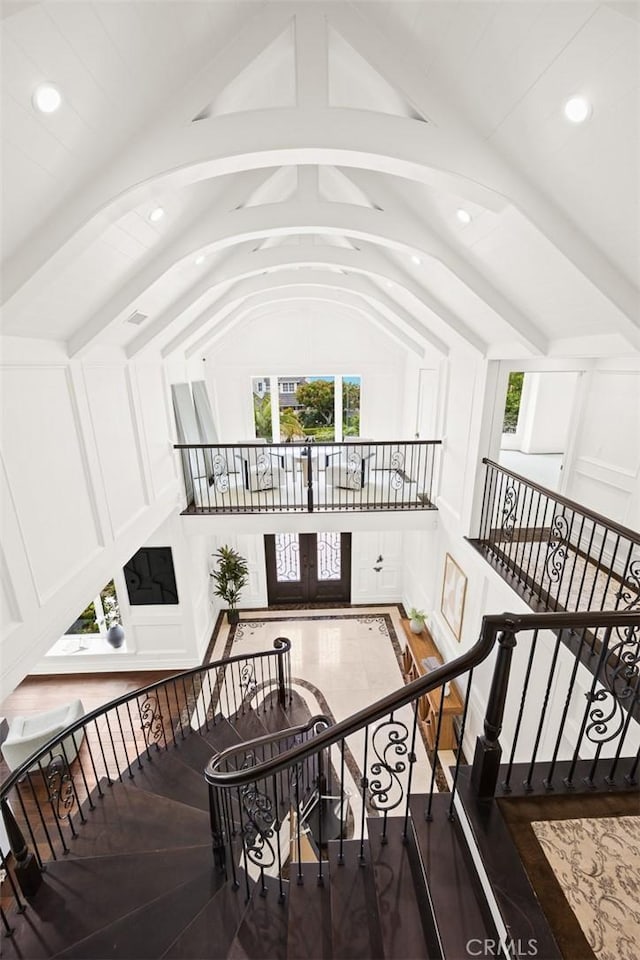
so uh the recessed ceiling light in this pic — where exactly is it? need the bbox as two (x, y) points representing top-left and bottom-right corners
(456, 208), (472, 225)
(564, 95), (591, 124)
(194, 254), (205, 265)
(148, 206), (165, 223)
(411, 254), (422, 266)
(33, 83), (62, 114)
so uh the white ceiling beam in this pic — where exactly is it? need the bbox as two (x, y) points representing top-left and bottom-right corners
(343, 168), (547, 355)
(3, 108), (508, 317)
(104, 200), (517, 357)
(328, 2), (640, 339)
(295, 8), (328, 108)
(66, 170), (275, 357)
(137, 242), (485, 358)
(163, 270), (448, 358)
(184, 288), (426, 360)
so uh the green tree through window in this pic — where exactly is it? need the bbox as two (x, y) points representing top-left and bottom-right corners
(503, 372), (524, 434)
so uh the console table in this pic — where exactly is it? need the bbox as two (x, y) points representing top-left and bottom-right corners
(400, 619), (463, 750)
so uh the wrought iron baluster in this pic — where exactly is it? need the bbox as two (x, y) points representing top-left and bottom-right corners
(545, 627), (590, 790)
(13, 784), (43, 869)
(426, 686), (447, 819)
(93, 716), (113, 784)
(523, 630), (564, 791)
(359, 727), (369, 863)
(448, 669), (475, 819)
(24, 771), (57, 860)
(565, 626), (614, 788)
(104, 712), (124, 780)
(403, 706), (419, 839)
(503, 631), (540, 793)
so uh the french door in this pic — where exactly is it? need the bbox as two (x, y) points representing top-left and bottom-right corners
(264, 533), (351, 604)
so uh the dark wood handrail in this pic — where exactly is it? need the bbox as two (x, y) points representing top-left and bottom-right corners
(206, 610), (640, 790)
(174, 440), (443, 450)
(483, 458), (640, 544)
(0, 638), (291, 797)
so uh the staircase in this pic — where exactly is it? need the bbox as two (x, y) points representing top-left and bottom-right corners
(1, 692), (493, 959)
(2, 609), (638, 959)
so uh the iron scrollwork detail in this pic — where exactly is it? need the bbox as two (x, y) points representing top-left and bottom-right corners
(139, 695), (164, 746)
(369, 718), (409, 813)
(255, 453), (274, 491)
(501, 480), (519, 541)
(585, 632), (640, 745)
(544, 513), (570, 584)
(390, 450), (405, 491)
(239, 662), (257, 701)
(212, 454), (229, 493)
(239, 751), (277, 870)
(46, 754), (75, 820)
(346, 452), (363, 490)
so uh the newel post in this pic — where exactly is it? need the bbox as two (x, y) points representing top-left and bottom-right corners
(1, 798), (42, 898)
(274, 638), (289, 708)
(471, 627), (518, 799)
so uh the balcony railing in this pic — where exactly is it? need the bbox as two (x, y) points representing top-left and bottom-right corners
(470, 458), (640, 617)
(175, 440), (441, 514)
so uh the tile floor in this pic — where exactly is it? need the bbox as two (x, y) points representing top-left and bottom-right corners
(207, 605), (438, 829)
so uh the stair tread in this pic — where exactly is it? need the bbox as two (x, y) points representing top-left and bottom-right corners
(227, 875), (289, 960)
(55, 863), (224, 959)
(409, 793), (501, 959)
(197, 715), (243, 755)
(328, 839), (385, 960)
(368, 815), (435, 959)
(287, 861), (332, 960)
(169, 728), (217, 773)
(1, 845), (214, 960)
(127, 743), (210, 811)
(64, 779), (210, 858)
(228, 707), (270, 744)
(161, 879), (247, 959)
(259, 689), (313, 735)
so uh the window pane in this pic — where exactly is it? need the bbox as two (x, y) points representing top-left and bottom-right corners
(252, 376), (272, 440)
(317, 533), (341, 580)
(295, 376), (335, 441)
(275, 534), (301, 582)
(343, 376), (361, 437)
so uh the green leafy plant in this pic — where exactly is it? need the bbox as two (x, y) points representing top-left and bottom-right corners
(210, 546), (249, 613)
(279, 407), (305, 440)
(503, 371), (524, 434)
(408, 607), (426, 625)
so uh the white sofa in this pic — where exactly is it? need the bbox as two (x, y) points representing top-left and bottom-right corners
(1, 699), (85, 773)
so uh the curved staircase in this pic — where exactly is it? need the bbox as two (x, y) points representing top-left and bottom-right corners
(1, 664), (493, 959)
(3, 608), (638, 959)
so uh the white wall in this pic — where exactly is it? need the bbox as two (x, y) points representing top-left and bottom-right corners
(0, 338), (181, 698)
(517, 371), (579, 454)
(563, 363), (640, 529)
(202, 308), (409, 441)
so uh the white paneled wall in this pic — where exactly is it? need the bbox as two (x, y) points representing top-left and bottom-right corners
(0, 341), (181, 697)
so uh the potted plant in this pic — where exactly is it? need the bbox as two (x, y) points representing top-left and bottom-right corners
(408, 607), (426, 635)
(211, 546), (248, 625)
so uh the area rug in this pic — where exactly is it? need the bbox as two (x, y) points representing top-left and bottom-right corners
(499, 792), (640, 960)
(531, 814), (640, 960)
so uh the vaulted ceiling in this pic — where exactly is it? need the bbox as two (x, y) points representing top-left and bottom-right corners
(2, 1), (639, 361)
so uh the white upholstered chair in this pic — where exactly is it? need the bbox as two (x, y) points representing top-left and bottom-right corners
(1, 699), (85, 773)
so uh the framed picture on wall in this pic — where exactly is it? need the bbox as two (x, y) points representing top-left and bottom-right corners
(441, 553), (467, 642)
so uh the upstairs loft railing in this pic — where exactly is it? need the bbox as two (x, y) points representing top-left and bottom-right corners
(205, 610), (639, 899)
(471, 459), (640, 617)
(174, 440), (441, 514)
(2, 608), (637, 934)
